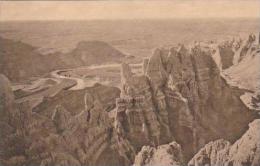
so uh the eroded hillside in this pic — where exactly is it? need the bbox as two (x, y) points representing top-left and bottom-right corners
(0, 37), (126, 81)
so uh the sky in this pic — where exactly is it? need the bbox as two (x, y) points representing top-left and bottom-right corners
(0, 0), (259, 21)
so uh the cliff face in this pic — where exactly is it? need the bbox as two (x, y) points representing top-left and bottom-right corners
(188, 119), (260, 166)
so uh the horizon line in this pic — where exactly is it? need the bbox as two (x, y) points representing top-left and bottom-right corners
(1, 16), (260, 22)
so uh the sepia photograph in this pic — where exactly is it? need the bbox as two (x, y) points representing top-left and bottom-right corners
(0, 0), (260, 166)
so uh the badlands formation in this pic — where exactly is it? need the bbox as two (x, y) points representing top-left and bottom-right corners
(0, 34), (260, 166)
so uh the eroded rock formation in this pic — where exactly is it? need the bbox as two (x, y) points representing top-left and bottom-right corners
(114, 43), (258, 162)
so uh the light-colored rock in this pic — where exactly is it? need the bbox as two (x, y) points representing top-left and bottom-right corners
(227, 119), (260, 166)
(188, 139), (231, 166)
(134, 141), (184, 166)
(188, 119), (260, 166)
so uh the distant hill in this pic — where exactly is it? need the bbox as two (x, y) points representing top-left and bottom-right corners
(0, 37), (126, 81)
(67, 40), (125, 66)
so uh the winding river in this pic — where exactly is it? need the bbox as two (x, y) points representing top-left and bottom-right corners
(51, 63), (143, 90)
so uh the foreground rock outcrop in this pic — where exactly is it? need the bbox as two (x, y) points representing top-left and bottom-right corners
(134, 141), (184, 166)
(188, 119), (260, 166)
